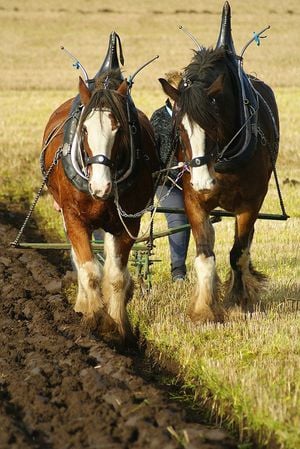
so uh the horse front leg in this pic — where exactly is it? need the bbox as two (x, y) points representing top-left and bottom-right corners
(102, 230), (135, 342)
(188, 205), (224, 323)
(224, 210), (267, 313)
(64, 214), (105, 327)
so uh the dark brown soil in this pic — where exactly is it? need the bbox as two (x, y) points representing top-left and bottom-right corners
(0, 203), (238, 449)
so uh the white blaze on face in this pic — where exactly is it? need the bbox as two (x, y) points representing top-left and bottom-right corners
(182, 114), (215, 192)
(84, 109), (119, 199)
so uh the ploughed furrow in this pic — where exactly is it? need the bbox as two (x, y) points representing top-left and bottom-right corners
(0, 207), (237, 449)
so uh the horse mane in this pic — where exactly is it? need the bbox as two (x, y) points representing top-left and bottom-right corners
(177, 47), (226, 136)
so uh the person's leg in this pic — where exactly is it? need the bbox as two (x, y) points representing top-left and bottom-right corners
(156, 185), (190, 280)
(93, 229), (105, 265)
(93, 229), (105, 241)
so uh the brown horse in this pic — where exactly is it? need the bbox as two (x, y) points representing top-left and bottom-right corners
(42, 70), (159, 341)
(159, 3), (279, 322)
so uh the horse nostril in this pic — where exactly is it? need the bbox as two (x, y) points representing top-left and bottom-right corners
(102, 182), (112, 196)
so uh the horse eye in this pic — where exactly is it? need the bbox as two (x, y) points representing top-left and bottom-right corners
(210, 97), (216, 105)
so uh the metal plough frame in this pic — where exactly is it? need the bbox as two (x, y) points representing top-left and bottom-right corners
(14, 206), (289, 292)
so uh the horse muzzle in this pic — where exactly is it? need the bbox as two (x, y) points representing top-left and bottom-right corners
(89, 181), (113, 200)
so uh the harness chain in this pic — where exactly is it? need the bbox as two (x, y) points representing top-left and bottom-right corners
(11, 147), (63, 247)
(114, 160), (186, 240)
(11, 113), (79, 246)
(114, 125), (180, 239)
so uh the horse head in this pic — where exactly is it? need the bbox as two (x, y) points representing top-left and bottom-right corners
(159, 47), (239, 193)
(78, 73), (130, 200)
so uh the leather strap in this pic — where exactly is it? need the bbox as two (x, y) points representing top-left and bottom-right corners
(85, 154), (114, 168)
(189, 155), (211, 167)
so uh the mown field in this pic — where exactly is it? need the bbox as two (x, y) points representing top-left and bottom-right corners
(1, 1), (300, 448)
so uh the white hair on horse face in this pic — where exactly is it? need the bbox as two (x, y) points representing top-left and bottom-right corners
(181, 114), (215, 192)
(84, 109), (119, 199)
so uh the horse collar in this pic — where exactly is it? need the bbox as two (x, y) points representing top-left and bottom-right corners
(55, 94), (143, 196)
(213, 54), (259, 173)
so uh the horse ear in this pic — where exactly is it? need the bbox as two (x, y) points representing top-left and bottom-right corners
(79, 76), (91, 105)
(158, 78), (180, 102)
(117, 79), (128, 96)
(206, 74), (225, 97)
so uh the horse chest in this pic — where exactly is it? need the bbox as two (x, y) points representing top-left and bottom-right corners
(215, 178), (244, 212)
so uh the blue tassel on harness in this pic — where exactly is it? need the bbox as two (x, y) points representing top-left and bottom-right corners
(253, 32), (260, 46)
(72, 61), (80, 69)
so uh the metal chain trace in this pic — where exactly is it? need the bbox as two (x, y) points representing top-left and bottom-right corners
(10, 147), (63, 247)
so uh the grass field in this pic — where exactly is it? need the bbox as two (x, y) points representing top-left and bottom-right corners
(1, 1), (300, 448)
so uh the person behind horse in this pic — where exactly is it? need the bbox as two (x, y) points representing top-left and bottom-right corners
(151, 71), (190, 282)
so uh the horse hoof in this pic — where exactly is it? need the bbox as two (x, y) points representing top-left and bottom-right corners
(98, 314), (136, 348)
(188, 304), (225, 324)
(224, 296), (255, 314)
(81, 308), (108, 332)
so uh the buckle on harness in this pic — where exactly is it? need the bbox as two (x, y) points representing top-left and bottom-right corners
(189, 155), (210, 167)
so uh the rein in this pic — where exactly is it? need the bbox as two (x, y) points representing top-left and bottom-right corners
(216, 102), (258, 160)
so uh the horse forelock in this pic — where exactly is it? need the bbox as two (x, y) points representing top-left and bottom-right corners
(177, 47), (225, 135)
(80, 69), (126, 127)
(79, 86), (130, 151)
(186, 47), (225, 83)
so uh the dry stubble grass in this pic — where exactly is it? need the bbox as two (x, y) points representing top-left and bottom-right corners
(0, 1), (300, 448)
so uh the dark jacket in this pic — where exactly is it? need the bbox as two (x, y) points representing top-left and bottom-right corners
(150, 100), (180, 183)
